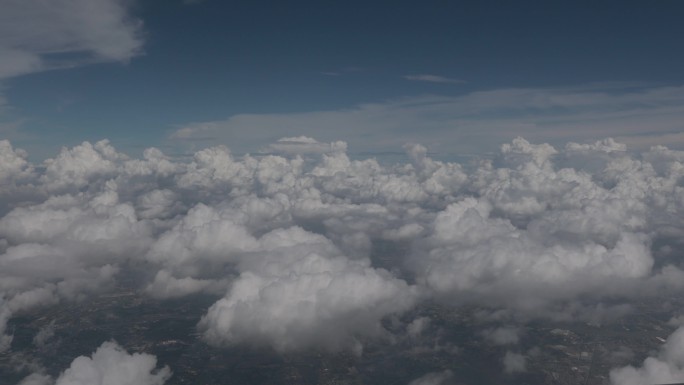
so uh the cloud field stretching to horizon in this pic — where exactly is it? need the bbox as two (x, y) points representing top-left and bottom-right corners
(2, 135), (684, 384)
(3, 0), (684, 383)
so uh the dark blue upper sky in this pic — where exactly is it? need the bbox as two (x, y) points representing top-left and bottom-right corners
(2, 0), (684, 159)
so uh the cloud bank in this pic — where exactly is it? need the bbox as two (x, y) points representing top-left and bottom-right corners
(1, 135), (684, 374)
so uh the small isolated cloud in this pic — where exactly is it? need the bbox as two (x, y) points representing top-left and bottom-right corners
(32, 320), (56, 348)
(408, 369), (454, 385)
(403, 74), (465, 84)
(261, 136), (348, 155)
(503, 351), (527, 374)
(145, 270), (228, 299)
(320, 67), (365, 76)
(482, 326), (520, 346)
(407, 316), (431, 339)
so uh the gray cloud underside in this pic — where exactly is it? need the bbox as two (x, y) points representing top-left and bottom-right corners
(1, 135), (684, 380)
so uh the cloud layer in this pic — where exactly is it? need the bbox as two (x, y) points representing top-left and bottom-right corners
(1, 135), (684, 373)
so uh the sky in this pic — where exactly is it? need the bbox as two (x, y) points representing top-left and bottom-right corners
(4, 2), (684, 384)
(1, 0), (684, 160)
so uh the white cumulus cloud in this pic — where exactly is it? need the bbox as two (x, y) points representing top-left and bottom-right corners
(611, 326), (684, 385)
(19, 341), (171, 385)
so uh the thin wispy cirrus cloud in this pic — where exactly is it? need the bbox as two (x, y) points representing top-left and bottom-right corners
(170, 83), (684, 158)
(403, 74), (466, 84)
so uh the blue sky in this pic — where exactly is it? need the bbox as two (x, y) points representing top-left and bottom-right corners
(2, 0), (684, 160)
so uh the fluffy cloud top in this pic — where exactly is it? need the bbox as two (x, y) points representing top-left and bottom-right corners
(198, 226), (418, 353)
(0, 140), (33, 184)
